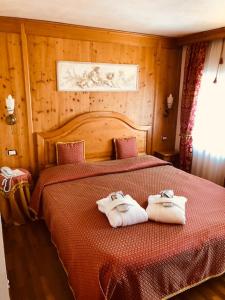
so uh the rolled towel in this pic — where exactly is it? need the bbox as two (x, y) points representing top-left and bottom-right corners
(146, 195), (187, 225)
(97, 193), (148, 228)
(97, 191), (124, 213)
(109, 191), (130, 212)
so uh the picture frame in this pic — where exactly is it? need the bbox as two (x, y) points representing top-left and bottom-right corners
(56, 61), (139, 92)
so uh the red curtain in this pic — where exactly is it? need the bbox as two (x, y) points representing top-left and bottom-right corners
(179, 42), (208, 172)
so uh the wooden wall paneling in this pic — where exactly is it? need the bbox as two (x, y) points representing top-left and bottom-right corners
(158, 47), (173, 151)
(0, 32), (30, 169)
(115, 44), (154, 126)
(178, 26), (225, 45)
(4, 15), (225, 47)
(166, 47), (182, 147)
(22, 18), (162, 47)
(28, 35), (57, 132)
(56, 38), (91, 125)
(88, 41), (123, 115)
(0, 32), (14, 167)
(0, 17), (176, 47)
(28, 35), (157, 131)
(152, 43), (181, 153)
(140, 46), (155, 126)
(89, 42), (155, 126)
(0, 17), (181, 171)
(0, 33), (13, 167)
(0, 18), (21, 34)
(152, 41), (163, 153)
(28, 36), (91, 133)
(21, 24), (35, 171)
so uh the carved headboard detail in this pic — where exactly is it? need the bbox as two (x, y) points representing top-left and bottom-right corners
(36, 111), (152, 170)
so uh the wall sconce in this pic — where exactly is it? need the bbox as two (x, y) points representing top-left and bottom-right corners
(5, 95), (16, 125)
(164, 93), (174, 117)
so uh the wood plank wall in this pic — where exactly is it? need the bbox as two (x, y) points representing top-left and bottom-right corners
(178, 26), (225, 45)
(0, 17), (181, 173)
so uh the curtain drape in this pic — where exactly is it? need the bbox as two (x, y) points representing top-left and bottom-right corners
(192, 40), (225, 186)
(179, 42), (208, 172)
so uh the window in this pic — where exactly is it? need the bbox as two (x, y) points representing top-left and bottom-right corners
(192, 39), (225, 185)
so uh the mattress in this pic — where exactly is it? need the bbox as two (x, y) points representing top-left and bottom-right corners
(30, 155), (225, 300)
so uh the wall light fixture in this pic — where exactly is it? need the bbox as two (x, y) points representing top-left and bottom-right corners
(5, 95), (16, 125)
(164, 93), (174, 117)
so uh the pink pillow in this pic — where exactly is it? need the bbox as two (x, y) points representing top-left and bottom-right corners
(56, 141), (85, 165)
(114, 137), (138, 159)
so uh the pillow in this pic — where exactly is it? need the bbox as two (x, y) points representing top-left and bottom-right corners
(56, 141), (85, 165)
(114, 137), (138, 159)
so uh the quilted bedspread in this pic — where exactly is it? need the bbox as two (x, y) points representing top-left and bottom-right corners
(30, 155), (225, 300)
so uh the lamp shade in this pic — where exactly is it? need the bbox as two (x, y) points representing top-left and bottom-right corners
(6, 95), (15, 114)
(167, 94), (173, 109)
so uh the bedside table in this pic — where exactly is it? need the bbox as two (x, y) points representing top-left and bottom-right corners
(154, 150), (179, 167)
(0, 169), (34, 225)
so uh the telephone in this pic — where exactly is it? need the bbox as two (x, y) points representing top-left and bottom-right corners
(1, 167), (25, 192)
(1, 166), (13, 178)
(1, 167), (14, 193)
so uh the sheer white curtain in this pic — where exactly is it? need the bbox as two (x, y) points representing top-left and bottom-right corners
(192, 40), (225, 186)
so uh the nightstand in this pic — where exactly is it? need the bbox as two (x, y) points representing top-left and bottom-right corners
(0, 169), (34, 225)
(154, 150), (179, 167)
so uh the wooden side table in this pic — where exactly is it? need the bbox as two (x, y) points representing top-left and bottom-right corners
(0, 169), (34, 225)
(154, 150), (180, 167)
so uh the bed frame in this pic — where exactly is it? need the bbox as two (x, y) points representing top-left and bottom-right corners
(36, 111), (152, 170)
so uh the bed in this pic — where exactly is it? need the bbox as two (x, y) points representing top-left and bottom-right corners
(31, 111), (225, 300)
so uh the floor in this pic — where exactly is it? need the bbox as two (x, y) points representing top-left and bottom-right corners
(3, 221), (225, 300)
(3, 221), (74, 300)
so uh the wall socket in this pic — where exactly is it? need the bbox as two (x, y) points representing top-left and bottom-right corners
(7, 149), (17, 156)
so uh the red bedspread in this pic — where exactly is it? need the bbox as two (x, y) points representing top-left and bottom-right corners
(30, 155), (225, 300)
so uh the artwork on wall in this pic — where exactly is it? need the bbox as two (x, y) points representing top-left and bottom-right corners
(57, 61), (139, 92)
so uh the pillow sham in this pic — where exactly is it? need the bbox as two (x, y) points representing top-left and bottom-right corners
(114, 137), (138, 159)
(56, 141), (85, 165)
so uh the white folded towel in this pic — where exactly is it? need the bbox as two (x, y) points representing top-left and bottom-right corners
(146, 195), (187, 225)
(97, 193), (148, 228)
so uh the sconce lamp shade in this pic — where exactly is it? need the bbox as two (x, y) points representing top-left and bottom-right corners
(5, 95), (16, 125)
(167, 94), (174, 110)
(6, 95), (15, 114)
(164, 93), (174, 117)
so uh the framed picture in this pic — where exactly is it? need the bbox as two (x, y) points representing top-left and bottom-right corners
(57, 61), (139, 92)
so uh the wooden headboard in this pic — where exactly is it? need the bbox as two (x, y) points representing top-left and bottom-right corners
(36, 111), (152, 170)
